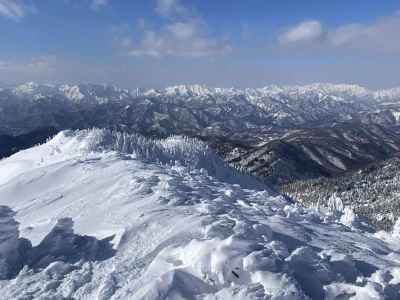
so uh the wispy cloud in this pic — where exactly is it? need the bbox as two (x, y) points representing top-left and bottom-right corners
(155, 0), (187, 18)
(124, 0), (231, 57)
(279, 12), (400, 54)
(65, 0), (109, 11)
(328, 15), (400, 54)
(0, 0), (33, 21)
(0, 56), (56, 72)
(279, 20), (323, 44)
(127, 20), (231, 57)
(91, 0), (108, 11)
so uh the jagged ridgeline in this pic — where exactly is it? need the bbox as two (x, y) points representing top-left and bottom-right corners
(2, 83), (400, 139)
(281, 156), (400, 230)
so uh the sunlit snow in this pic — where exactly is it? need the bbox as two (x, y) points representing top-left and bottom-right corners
(0, 129), (399, 299)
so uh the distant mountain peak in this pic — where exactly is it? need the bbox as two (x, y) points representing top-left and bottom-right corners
(164, 84), (211, 96)
(13, 82), (40, 95)
(59, 84), (85, 101)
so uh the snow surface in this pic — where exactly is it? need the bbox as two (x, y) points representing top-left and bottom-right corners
(0, 129), (399, 299)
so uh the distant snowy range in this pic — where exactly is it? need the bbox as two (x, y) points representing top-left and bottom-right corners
(1, 83), (400, 299)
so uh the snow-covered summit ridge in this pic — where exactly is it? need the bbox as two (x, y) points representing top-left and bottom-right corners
(246, 83), (371, 99)
(3, 129), (266, 190)
(11, 83), (131, 103)
(140, 83), (395, 99)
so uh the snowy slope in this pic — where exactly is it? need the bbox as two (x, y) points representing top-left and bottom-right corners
(0, 130), (399, 299)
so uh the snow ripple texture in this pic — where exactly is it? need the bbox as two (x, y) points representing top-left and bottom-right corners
(0, 129), (399, 299)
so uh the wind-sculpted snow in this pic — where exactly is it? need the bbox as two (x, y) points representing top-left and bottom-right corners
(36, 129), (266, 190)
(0, 206), (31, 280)
(0, 208), (115, 281)
(0, 130), (399, 299)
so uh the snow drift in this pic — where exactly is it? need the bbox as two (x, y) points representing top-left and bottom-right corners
(0, 129), (266, 190)
(0, 129), (399, 299)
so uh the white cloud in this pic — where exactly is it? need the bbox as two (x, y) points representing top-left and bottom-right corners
(155, 0), (186, 18)
(328, 15), (400, 54)
(329, 24), (362, 47)
(0, 0), (31, 20)
(128, 23), (231, 57)
(279, 13), (400, 55)
(279, 20), (323, 44)
(166, 21), (196, 40)
(124, 1), (231, 57)
(64, 0), (109, 11)
(91, 0), (108, 10)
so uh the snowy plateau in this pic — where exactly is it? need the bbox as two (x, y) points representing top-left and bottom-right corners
(0, 129), (399, 299)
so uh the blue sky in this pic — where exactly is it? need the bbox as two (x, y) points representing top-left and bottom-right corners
(0, 0), (400, 89)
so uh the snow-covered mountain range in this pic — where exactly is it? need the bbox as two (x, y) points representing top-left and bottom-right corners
(0, 129), (399, 299)
(1, 82), (400, 138)
(8, 82), (400, 102)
